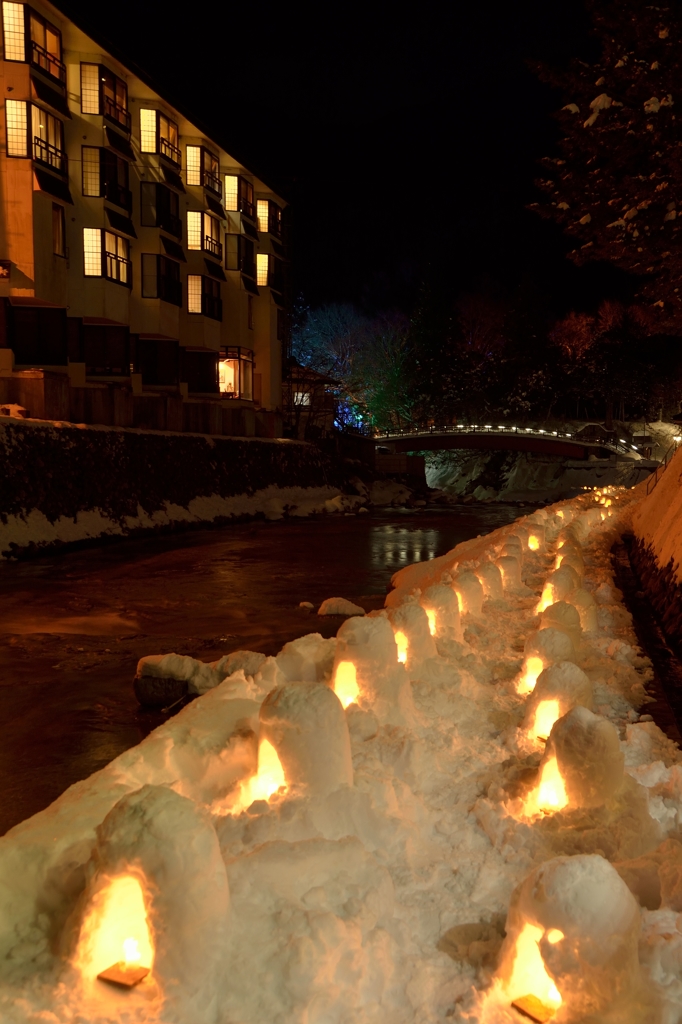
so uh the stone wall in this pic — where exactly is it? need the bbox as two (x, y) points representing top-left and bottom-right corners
(0, 417), (341, 558)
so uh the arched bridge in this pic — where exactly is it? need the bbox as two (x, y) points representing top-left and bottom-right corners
(371, 425), (642, 460)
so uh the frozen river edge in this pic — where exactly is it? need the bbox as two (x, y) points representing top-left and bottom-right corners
(1, 487), (681, 1023)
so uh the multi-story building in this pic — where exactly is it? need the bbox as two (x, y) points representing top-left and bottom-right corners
(0, 0), (288, 435)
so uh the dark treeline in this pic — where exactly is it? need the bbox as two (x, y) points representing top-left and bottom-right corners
(291, 280), (682, 432)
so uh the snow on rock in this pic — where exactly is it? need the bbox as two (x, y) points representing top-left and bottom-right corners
(317, 596), (366, 617)
(6, 483), (682, 1022)
(137, 652), (224, 694)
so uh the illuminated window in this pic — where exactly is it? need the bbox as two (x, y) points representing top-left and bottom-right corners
(5, 99), (27, 156)
(187, 274), (202, 313)
(2, 2), (25, 61)
(139, 108), (156, 152)
(256, 253), (269, 287)
(104, 231), (129, 285)
(31, 105), (64, 171)
(224, 175), (238, 211)
(28, 9), (63, 82)
(187, 210), (202, 249)
(257, 200), (269, 233)
(83, 227), (102, 276)
(52, 204), (65, 257)
(80, 63), (100, 114)
(159, 114), (179, 163)
(294, 391), (311, 406)
(186, 145), (201, 186)
(81, 146), (100, 196)
(219, 347), (254, 398)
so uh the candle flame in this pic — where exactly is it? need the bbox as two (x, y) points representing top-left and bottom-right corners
(123, 937), (141, 965)
(395, 630), (408, 664)
(536, 584), (554, 614)
(546, 929), (564, 944)
(528, 535), (540, 551)
(506, 922), (562, 1012)
(536, 756), (568, 812)
(517, 656), (544, 695)
(425, 609), (437, 636)
(334, 660), (360, 708)
(532, 700), (560, 742)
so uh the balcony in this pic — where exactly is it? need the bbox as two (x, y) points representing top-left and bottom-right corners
(31, 41), (66, 85)
(159, 136), (181, 165)
(103, 179), (133, 212)
(104, 252), (132, 286)
(103, 96), (131, 133)
(239, 257), (255, 279)
(158, 275), (182, 307)
(32, 136), (67, 175)
(202, 168), (221, 196)
(159, 212), (182, 239)
(203, 235), (223, 259)
(240, 197), (255, 220)
(202, 294), (222, 321)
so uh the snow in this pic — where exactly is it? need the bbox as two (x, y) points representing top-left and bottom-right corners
(4, 485), (682, 1022)
(318, 597), (366, 617)
(633, 445), (682, 581)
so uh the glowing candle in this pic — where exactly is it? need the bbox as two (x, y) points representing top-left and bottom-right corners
(334, 660), (360, 709)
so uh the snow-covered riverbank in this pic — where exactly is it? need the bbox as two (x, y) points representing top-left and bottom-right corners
(1, 486), (680, 1023)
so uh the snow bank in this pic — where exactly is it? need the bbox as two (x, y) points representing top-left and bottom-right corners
(632, 444), (682, 581)
(3, 484), (682, 1022)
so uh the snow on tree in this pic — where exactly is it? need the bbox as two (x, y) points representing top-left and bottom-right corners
(530, 1), (682, 328)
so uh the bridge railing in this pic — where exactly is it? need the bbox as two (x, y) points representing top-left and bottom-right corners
(360, 423), (640, 457)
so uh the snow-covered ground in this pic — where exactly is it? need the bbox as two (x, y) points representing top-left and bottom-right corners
(1, 486), (681, 1023)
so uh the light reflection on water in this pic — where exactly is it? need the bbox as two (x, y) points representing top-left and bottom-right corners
(371, 525), (439, 567)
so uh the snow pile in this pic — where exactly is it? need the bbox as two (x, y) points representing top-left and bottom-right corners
(633, 444), (682, 580)
(4, 486), (682, 1022)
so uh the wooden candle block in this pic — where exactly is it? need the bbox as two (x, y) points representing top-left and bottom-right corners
(511, 993), (556, 1024)
(97, 962), (150, 988)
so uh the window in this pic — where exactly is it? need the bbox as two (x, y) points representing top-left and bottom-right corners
(187, 274), (202, 313)
(269, 203), (282, 237)
(52, 203), (65, 256)
(32, 105), (65, 173)
(187, 211), (222, 257)
(139, 108), (156, 152)
(83, 227), (102, 276)
(186, 145), (220, 194)
(294, 391), (311, 406)
(187, 275), (221, 320)
(29, 9), (64, 83)
(256, 200), (268, 233)
(225, 234), (255, 277)
(239, 177), (255, 219)
(2, 2), (25, 61)
(140, 254), (181, 306)
(219, 347), (254, 399)
(256, 253), (269, 287)
(5, 98), (27, 156)
(224, 175), (238, 211)
(81, 147), (131, 209)
(140, 182), (181, 237)
(80, 63), (100, 114)
(248, 294), (254, 330)
(139, 109), (180, 164)
(104, 231), (130, 284)
(80, 64), (130, 131)
(82, 227), (131, 285)
(81, 146), (100, 195)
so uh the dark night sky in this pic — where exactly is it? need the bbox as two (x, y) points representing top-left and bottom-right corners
(65, 0), (630, 315)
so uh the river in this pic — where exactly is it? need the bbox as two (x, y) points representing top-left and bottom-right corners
(0, 503), (535, 835)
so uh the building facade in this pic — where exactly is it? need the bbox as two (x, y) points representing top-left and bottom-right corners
(0, 0), (287, 435)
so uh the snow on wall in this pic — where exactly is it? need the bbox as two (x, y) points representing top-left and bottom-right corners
(632, 445), (682, 580)
(0, 417), (344, 558)
(3, 487), (682, 1022)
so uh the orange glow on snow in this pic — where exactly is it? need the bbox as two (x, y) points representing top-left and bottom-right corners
(75, 875), (154, 979)
(506, 922), (562, 1013)
(334, 660), (360, 708)
(528, 535), (540, 551)
(395, 630), (408, 663)
(531, 700), (560, 741)
(517, 656), (544, 694)
(546, 929), (564, 944)
(426, 609), (437, 636)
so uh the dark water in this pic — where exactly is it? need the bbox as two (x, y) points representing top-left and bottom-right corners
(0, 504), (530, 835)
